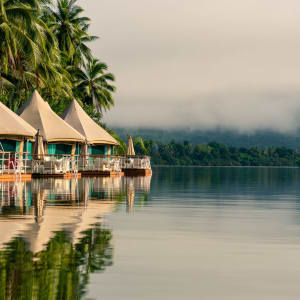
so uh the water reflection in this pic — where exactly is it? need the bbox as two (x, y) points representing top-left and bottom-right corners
(0, 175), (152, 299)
(123, 176), (152, 212)
(0, 225), (112, 299)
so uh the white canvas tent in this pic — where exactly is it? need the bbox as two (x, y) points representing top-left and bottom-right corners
(0, 101), (36, 140)
(62, 100), (119, 146)
(18, 91), (85, 144)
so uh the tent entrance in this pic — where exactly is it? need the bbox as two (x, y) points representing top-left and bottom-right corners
(48, 144), (72, 155)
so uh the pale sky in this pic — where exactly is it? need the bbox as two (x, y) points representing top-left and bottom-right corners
(80, 0), (300, 132)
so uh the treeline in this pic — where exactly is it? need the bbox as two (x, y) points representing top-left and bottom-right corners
(133, 139), (300, 166)
(114, 127), (300, 149)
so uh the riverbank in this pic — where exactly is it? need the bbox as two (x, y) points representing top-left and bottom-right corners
(132, 140), (300, 167)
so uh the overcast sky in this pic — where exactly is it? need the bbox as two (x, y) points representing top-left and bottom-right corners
(80, 0), (300, 132)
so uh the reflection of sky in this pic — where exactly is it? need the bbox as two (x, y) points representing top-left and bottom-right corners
(88, 167), (300, 300)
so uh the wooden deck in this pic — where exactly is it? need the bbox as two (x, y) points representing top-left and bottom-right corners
(32, 173), (81, 178)
(0, 174), (32, 181)
(122, 169), (152, 176)
(81, 170), (123, 177)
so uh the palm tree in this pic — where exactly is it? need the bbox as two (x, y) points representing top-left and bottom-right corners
(74, 58), (116, 112)
(0, 0), (72, 110)
(0, 0), (116, 118)
(45, 0), (97, 67)
(0, 0), (41, 76)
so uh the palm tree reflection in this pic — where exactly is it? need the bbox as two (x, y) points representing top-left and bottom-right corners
(0, 224), (112, 299)
(0, 175), (152, 299)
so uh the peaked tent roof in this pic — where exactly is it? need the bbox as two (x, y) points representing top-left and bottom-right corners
(18, 91), (85, 143)
(61, 100), (119, 145)
(0, 101), (36, 139)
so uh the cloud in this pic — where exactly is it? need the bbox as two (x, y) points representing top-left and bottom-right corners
(79, 0), (300, 132)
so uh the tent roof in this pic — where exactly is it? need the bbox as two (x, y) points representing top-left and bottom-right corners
(18, 91), (85, 143)
(0, 101), (36, 139)
(62, 100), (119, 145)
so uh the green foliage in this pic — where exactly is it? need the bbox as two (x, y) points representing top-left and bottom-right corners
(0, 0), (116, 116)
(132, 138), (300, 166)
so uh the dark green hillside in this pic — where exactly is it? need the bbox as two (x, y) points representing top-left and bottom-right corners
(113, 127), (300, 149)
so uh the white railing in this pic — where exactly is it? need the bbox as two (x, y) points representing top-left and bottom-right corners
(0, 153), (151, 175)
(78, 155), (121, 172)
(0, 152), (31, 175)
(78, 155), (151, 172)
(121, 156), (151, 170)
(30, 154), (79, 175)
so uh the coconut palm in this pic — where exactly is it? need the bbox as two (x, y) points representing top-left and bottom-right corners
(0, 0), (41, 75)
(0, 0), (71, 109)
(74, 58), (116, 112)
(0, 0), (116, 120)
(45, 0), (97, 66)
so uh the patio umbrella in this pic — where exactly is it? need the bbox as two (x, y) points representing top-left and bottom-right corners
(126, 136), (135, 156)
(33, 129), (45, 160)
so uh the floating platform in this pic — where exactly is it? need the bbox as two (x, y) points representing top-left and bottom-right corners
(0, 174), (32, 181)
(81, 170), (123, 177)
(122, 169), (152, 176)
(32, 173), (81, 178)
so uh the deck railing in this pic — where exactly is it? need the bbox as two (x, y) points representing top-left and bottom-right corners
(78, 155), (151, 172)
(0, 152), (31, 175)
(0, 153), (151, 175)
(30, 154), (79, 174)
(78, 155), (121, 172)
(121, 156), (151, 170)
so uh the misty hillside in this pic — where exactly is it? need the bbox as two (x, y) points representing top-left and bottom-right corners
(113, 127), (300, 149)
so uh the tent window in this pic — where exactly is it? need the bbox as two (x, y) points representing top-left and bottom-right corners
(0, 140), (17, 152)
(91, 145), (106, 155)
(47, 144), (72, 155)
(55, 144), (72, 154)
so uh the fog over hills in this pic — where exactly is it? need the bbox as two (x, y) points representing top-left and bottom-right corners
(80, 0), (300, 134)
(113, 127), (300, 149)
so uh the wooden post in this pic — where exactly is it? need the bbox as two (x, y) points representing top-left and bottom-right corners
(19, 140), (24, 172)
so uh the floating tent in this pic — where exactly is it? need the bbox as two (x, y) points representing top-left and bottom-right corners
(18, 91), (85, 155)
(61, 100), (119, 155)
(0, 101), (36, 153)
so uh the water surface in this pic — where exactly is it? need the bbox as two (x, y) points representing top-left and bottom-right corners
(1, 167), (300, 299)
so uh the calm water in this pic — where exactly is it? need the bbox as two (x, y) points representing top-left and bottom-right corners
(1, 167), (300, 299)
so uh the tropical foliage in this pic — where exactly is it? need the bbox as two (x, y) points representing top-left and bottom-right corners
(0, 0), (115, 118)
(133, 138), (300, 166)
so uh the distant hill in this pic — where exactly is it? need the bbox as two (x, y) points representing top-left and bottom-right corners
(113, 127), (300, 149)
